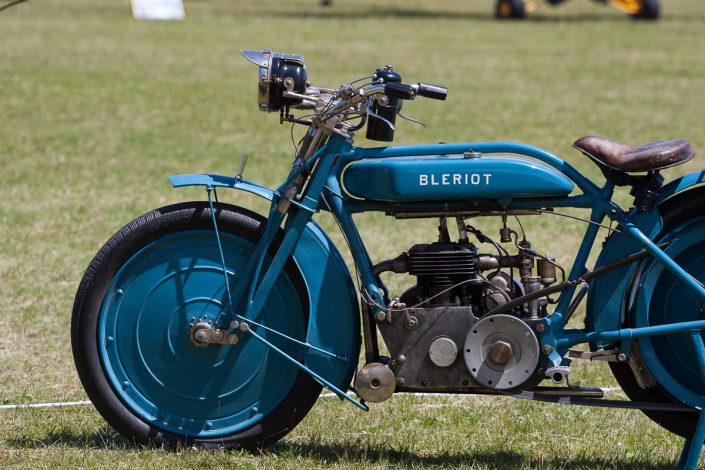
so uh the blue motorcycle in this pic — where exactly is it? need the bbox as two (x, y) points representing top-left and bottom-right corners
(72, 49), (705, 468)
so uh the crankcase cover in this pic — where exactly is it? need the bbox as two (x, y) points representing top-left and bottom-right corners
(463, 314), (539, 390)
(342, 156), (573, 202)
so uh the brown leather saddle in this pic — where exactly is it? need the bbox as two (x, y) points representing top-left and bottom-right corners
(573, 135), (694, 174)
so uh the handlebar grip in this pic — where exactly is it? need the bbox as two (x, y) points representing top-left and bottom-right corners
(384, 83), (416, 100)
(416, 83), (448, 101)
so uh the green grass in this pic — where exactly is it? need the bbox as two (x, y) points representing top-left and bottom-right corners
(1, 0), (705, 467)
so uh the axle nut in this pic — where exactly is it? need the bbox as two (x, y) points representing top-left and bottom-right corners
(488, 340), (513, 365)
(194, 329), (208, 342)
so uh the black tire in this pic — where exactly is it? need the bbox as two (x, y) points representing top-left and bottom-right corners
(495, 0), (525, 19)
(609, 187), (705, 438)
(72, 201), (322, 449)
(632, 0), (659, 20)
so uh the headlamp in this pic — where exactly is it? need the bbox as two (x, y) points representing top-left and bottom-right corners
(241, 49), (307, 113)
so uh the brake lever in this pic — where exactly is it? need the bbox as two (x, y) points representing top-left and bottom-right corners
(397, 112), (426, 128)
(365, 103), (395, 130)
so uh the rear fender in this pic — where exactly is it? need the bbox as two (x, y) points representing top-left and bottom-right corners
(169, 173), (361, 390)
(586, 170), (705, 350)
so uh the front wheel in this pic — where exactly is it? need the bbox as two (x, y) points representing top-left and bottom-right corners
(72, 201), (321, 449)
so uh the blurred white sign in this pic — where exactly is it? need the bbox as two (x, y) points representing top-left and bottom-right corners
(131, 0), (185, 20)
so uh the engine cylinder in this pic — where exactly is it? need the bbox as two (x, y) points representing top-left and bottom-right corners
(407, 242), (478, 305)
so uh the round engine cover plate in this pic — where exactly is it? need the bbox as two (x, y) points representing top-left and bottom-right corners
(429, 336), (458, 367)
(463, 314), (539, 390)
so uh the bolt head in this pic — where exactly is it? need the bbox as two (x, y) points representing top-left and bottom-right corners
(617, 353), (628, 362)
(226, 334), (239, 345)
(535, 323), (545, 333)
(541, 344), (553, 355)
(211, 329), (224, 342)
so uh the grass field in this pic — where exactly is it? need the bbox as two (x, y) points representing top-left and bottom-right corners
(1, 0), (705, 467)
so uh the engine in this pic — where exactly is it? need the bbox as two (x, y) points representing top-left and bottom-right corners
(361, 217), (561, 402)
(385, 239), (528, 316)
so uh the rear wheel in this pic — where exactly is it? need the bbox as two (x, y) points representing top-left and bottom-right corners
(610, 188), (705, 438)
(495, 0), (525, 19)
(72, 201), (321, 448)
(632, 0), (659, 20)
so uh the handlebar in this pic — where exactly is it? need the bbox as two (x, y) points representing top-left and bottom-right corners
(416, 83), (448, 101)
(384, 83), (448, 101)
(276, 68), (447, 143)
(384, 83), (416, 100)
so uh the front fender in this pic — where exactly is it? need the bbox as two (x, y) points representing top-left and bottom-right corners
(168, 173), (276, 200)
(169, 173), (361, 390)
(586, 170), (705, 350)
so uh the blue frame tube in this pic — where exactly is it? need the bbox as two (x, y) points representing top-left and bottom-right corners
(550, 209), (603, 320)
(236, 134), (705, 363)
(323, 175), (385, 311)
(557, 319), (705, 348)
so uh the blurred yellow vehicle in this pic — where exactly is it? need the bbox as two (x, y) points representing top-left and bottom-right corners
(495, 0), (659, 19)
(319, 0), (659, 20)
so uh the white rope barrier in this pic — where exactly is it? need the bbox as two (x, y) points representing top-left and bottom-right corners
(0, 400), (93, 410)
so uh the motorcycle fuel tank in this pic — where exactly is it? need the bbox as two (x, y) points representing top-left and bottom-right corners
(342, 155), (574, 202)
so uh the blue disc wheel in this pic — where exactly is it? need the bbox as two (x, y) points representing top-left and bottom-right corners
(610, 188), (705, 438)
(72, 202), (322, 448)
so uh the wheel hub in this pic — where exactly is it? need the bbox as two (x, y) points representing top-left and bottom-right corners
(189, 321), (241, 347)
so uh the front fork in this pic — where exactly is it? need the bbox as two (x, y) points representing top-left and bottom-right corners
(194, 135), (370, 409)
